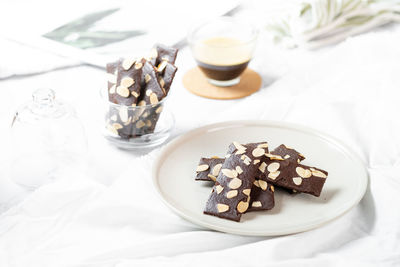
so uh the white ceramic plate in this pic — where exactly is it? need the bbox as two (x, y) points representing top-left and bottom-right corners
(153, 121), (368, 236)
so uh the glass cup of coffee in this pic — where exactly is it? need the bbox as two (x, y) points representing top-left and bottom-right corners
(188, 17), (258, 87)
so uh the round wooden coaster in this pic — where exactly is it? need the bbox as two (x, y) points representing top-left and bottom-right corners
(182, 67), (262, 100)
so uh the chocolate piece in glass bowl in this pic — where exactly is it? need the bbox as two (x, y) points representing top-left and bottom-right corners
(132, 59), (167, 135)
(156, 61), (177, 95)
(149, 43), (178, 65)
(103, 43), (178, 146)
(106, 60), (119, 94)
(106, 105), (135, 139)
(107, 58), (143, 106)
(203, 142), (268, 222)
(138, 59), (166, 105)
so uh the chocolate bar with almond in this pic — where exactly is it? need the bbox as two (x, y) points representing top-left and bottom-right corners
(203, 142), (269, 222)
(195, 157), (224, 182)
(195, 155), (275, 212)
(260, 154), (328, 197)
(271, 144), (305, 163)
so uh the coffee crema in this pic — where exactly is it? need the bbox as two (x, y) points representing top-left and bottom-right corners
(193, 37), (252, 81)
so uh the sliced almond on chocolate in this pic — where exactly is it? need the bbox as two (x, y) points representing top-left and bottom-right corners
(134, 61), (143, 69)
(107, 124), (118, 135)
(233, 141), (246, 150)
(159, 78), (165, 88)
(112, 123), (123, 130)
(251, 201), (262, 208)
(241, 155), (251, 165)
(212, 164), (222, 176)
(296, 167), (311, 178)
(237, 201), (249, 213)
(149, 93), (158, 104)
(233, 142), (246, 154)
(207, 174), (217, 181)
(235, 166), (243, 174)
(267, 162), (280, 173)
(145, 89), (153, 96)
(252, 147), (265, 157)
(265, 153), (284, 160)
(268, 171), (280, 180)
(253, 159), (260, 165)
(284, 155), (290, 159)
(215, 185), (223, 194)
(226, 190), (238, 198)
(217, 203), (229, 213)
(109, 84), (116, 94)
(149, 48), (157, 59)
(221, 169), (237, 178)
(138, 100), (146, 106)
(107, 73), (117, 84)
(122, 58), (135, 70)
(155, 106), (163, 114)
(253, 180), (260, 187)
(145, 74), (152, 83)
(228, 178), (242, 189)
(132, 91), (139, 98)
(259, 162), (267, 173)
(136, 120), (145, 128)
(312, 169), (327, 178)
(242, 189), (251, 196)
(196, 164), (209, 172)
(123, 117), (132, 126)
(235, 149), (246, 155)
(257, 143), (268, 148)
(304, 169), (312, 178)
(157, 61), (168, 72)
(270, 185), (275, 192)
(293, 177), (302, 185)
(121, 77), (134, 88)
(118, 106), (129, 122)
(258, 180), (268, 190)
(116, 86), (130, 97)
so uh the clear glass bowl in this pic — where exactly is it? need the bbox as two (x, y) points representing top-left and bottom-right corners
(10, 88), (87, 189)
(100, 88), (174, 149)
(187, 16), (259, 87)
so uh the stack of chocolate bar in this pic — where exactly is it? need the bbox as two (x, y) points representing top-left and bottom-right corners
(105, 44), (178, 139)
(195, 142), (328, 222)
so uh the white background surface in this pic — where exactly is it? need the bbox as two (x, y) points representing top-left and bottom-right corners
(0, 1), (400, 266)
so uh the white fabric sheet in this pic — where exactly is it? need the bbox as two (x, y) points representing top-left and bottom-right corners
(0, 23), (399, 267)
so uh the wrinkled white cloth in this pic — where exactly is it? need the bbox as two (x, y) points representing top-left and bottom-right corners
(0, 24), (399, 267)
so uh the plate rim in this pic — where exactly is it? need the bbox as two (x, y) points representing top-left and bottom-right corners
(152, 120), (369, 236)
